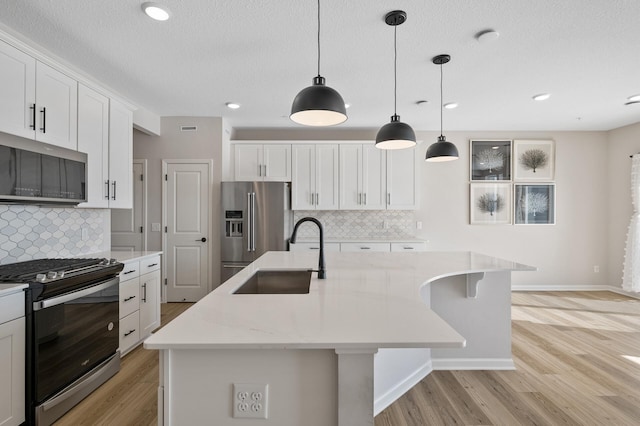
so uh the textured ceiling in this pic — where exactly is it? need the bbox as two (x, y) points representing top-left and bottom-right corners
(0, 0), (639, 131)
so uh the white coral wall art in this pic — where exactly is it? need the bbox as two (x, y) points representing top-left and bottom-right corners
(470, 140), (512, 181)
(514, 184), (555, 224)
(514, 140), (555, 181)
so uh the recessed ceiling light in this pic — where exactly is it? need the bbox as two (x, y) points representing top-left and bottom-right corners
(533, 93), (551, 101)
(627, 94), (640, 102)
(225, 102), (240, 109)
(475, 29), (500, 43)
(443, 102), (458, 109)
(142, 2), (171, 21)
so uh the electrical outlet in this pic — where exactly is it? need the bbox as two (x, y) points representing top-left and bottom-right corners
(81, 227), (89, 241)
(416, 221), (422, 230)
(151, 223), (161, 232)
(233, 383), (268, 419)
(593, 265), (600, 273)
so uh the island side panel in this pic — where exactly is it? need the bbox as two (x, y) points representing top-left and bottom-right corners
(162, 348), (338, 426)
(430, 271), (514, 369)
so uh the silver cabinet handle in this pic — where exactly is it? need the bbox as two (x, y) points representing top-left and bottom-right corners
(40, 107), (46, 133)
(124, 329), (136, 337)
(263, 164), (267, 176)
(364, 193), (367, 205)
(358, 193), (362, 205)
(147, 263), (158, 267)
(105, 180), (110, 199)
(30, 104), (36, 129)
(123, 295), (136, 302)
(258, 164), (262, 176)
(123, 269), (136, 275)
(142, 283), (147, 302)
(361, 247), (371, 250)
(316, 193), (319, 205)
(112, 181), (117, 200)
(387, 193), (391, 204)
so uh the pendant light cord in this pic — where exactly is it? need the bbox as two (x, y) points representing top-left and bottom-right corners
(439, 62), (443, 137)
(317, 0), (321, 77)
(393, 25), (397, 115)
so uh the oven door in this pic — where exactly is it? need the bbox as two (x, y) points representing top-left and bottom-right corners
(32, 276), (119, 403)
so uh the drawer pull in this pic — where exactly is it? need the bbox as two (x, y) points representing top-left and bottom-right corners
(309, 247), (319, 250)
(403, 247), (414, 250)
(123, 295), (136, 302)
(147, 263), (158, 267)
(124, 329), (136, 337)
(123, 270), (136, 275)
(361, 247), (371, 250)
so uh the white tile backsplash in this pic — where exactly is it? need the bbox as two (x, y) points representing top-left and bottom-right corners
(0, 205), (109, 264)
(293, 210), (416, 239)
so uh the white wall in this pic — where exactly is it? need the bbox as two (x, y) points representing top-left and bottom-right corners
(133, 117), (223, 288)
(233, 128), (610, 288)
(607, 121), (640, 289)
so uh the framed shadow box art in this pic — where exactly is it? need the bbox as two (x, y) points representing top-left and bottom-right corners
(514, 140), (555, 181)
(470, 140), (512, 181)
(470, 183), (512, 225)
(514, 184), (555, 224)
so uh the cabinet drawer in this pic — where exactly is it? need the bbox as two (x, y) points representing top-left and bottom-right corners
(289, 243), (341, 252)
(391, 242), (427, 252)
(0, 291), (24, 324)
(340, 242), (391, 252)
(120, 261), (140, 282)
(140, 255), (161, 275)
(119, 310), (140, 355)
(119, 277), (140, 319)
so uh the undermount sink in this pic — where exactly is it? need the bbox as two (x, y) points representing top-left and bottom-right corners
(233, 270), (312, 294)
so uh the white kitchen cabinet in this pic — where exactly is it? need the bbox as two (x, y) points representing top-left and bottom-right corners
(390, 242), (427, 252)
(78, 88), (133, 208)
(292, 144), (339, 210)
(118, 255), (161, 356)
(0, 291), (26, 426)
(0, 39), (36, 140)
(340, 242), (391, 252)
(0, 41), (77, 150)
(77, 84), (110, 207)
(386, 148), (418, 210)
(108, 98), (133, 209)
(288, 242), (341, 252)
(339, 144), (386, 210)
(234, 143), (291, 181)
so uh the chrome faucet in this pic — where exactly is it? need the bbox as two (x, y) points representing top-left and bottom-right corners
(290, 217), (326, 279)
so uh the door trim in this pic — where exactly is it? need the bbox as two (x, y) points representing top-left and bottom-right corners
(161, 159), (214, 302)
(135, 159), (148, 251)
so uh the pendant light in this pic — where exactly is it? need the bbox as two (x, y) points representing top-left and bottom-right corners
(375, 10), (416, 150)
(426, 54), (459, 162)
(290, 0), (347, 126)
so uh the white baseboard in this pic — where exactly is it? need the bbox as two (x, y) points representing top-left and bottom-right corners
(432, 358), (515, 371)
(511, 284), (640, 299)
(373, 360), (432, 416)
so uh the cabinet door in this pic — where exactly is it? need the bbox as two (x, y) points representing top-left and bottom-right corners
(386, 148), (417, 210)
(263, 144), (291, 181)
(339, 144), (362, 209)
(0, 40), (36, 140)
(361, 144), (386, 210)
(0, 317), (25, 426)
(315, 144), (339, 210)
(77, 84), (109, 208)
(35, 61), (77, 150)
(234, 144), (263, 181)
(291, 144), (316, 210)
(108, 98), (133, 209)
(139, 270), (161, 338)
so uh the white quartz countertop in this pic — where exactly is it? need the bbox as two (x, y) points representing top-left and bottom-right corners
(0, 283), (28, 297)
(87, 251), (162, 263)
(145, 251), (534, 351)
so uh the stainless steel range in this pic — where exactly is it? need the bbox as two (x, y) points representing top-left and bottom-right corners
(0, 257), (124, 426)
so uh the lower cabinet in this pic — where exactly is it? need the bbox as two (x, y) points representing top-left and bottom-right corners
(289, 241), (426, 252)
(118, 255), (161, 356)
(0, 291), (25, 426)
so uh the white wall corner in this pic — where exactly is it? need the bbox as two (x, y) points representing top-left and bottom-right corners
(133, 106), (161, 136)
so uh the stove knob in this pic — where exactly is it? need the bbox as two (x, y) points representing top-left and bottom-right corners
(36, 273), (47, 282)
(57, 271), (65, 278)
(110, 258), (118, 264)
(47, 271), (57, 279)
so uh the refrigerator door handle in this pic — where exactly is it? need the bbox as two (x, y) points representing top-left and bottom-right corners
(250, 192), (256, 251)
(247, 192), (252, 252)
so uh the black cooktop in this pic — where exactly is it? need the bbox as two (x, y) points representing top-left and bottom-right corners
(0, 258), (106, 282)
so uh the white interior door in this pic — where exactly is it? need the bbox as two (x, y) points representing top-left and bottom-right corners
(163, 160), (212, 302)
(111, 160), (146, 251)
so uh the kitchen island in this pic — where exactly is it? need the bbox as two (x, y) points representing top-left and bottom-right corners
(145, 251), (534, 426)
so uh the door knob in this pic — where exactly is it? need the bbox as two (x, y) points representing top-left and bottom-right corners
(196, 237), (207, 242)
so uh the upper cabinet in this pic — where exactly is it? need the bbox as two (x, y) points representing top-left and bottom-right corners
(234, 143), (291, 181)
(108, 98), (133, 209)
(386, 148), (418, 210)
(0, 40), (77, 150)
(339, 144), (386, 210)
(292, 144), (339, 210)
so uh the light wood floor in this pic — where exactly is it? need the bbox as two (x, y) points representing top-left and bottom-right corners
(55, 291), (640, 425)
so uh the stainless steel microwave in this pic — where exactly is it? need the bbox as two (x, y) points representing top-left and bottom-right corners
(0, 136), (87, 204)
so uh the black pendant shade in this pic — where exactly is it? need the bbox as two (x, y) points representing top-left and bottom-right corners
(291, 76), (347, 126)
(290, 0), (347, 127)
(426, 54), (459, 162)
(375, 114), (416, 150)
(375, 10), (416, 150)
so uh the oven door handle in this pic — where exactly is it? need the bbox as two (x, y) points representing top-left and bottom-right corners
(33, 277), (120, 311)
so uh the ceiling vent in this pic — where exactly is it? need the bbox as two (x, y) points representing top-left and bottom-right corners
(180, 125), (197, 132)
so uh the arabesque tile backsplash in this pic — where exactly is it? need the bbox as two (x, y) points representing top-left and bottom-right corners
(0, 205), (109, 264)
(292, 210), (416, 239)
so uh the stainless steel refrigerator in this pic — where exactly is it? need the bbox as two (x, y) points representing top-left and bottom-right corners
(220, 181), (293, 283)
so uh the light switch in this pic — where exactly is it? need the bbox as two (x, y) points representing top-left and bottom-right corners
(152, 223), (161, 232)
